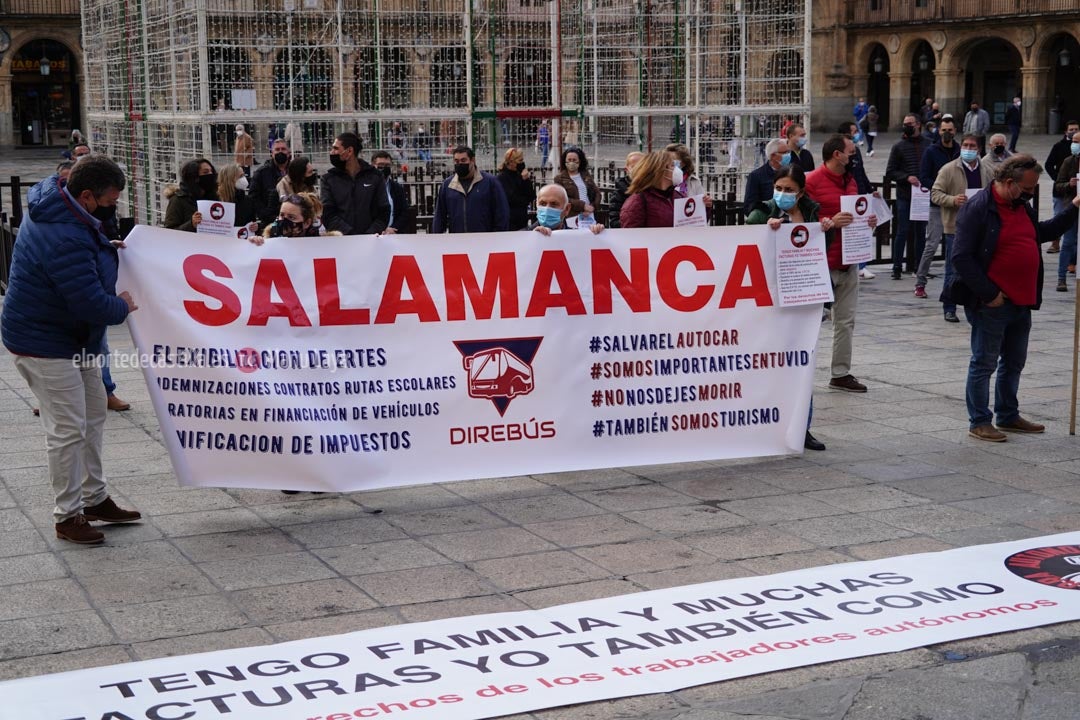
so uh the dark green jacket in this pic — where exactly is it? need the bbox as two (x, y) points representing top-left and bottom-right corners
(745, 195), (820, 225)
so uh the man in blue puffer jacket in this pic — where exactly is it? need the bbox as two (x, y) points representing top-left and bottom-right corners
(1, 155), (142, 544)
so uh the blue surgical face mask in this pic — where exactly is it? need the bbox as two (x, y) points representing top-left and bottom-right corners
(779, 153), (792, 168)
(536, 206), (563, 229)
(773, 190), (798, 211)
(960, 149), (979, 163)
(796, 135), (808, 149)
(1072, 142), (1080, 157)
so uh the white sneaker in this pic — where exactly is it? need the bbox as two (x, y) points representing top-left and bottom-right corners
(859, 268), (876, 279)
(867, 150), (874, 157)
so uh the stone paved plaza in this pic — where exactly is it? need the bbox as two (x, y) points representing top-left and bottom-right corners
(1, 134), (1079, 719)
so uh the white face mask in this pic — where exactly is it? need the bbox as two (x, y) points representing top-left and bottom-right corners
(235, 176), (249, 191)
(671, 166), (684, 186)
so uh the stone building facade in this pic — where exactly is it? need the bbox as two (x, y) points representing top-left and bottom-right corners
(812, 0), (1080, 134)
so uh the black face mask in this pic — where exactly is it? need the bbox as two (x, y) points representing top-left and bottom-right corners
(993, 145), (1006, 156)
(902, 125), (916, 138)
(198, 173), (218, 197)
(454, 163), (472, 179)
(1015, 190), (1034, 208)
(378, 166), (392, 178)
(273, 152), (289, 166)
(272, 217), (302, 237)
(329, 154), (346, 170)
(306, 172), (319, 188)
(91, 204), (117, 223)
(515, 162), (525, 172)
(940, 131), (954, 143)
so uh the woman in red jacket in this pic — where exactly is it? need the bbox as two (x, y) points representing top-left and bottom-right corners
(619, 151), (683, 228)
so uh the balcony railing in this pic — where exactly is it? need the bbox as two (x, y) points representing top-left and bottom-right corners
(849, 0), (1078, 25)
(0, 0), (79, 15)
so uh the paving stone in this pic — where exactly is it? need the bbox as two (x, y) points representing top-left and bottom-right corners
(279, 515), (408, 548)
(752, 466), (870, 492)
(101, 594), (249, 643)
(0, 610), (116, 657)
(621, 504), (752, 534)
(721, 494), (845, 523)
(470, 550), (609, 592)
(949, 493), (1080, 522)
(846, 536), (954, 561)
(932, 524), (1047, 546)
(123, 488), (239, 515)
(575, 484), (696, 512)
(803, 485), (930, 513)
(229, 578), (378, 624)
(354, 483), (471, 512)
(131, 627), (275, 660)
(199, 551), (337, 590)
(0, 578), (91, 621)
(683, 526), (816, 560)
(484, 493), (607, 524)
(60, 539), (189, 576)
(844, 664), (1024, 720)
(735, 549), (855, 575)
(250, 496), (367, 526)
(513, 579), (642, 608)
(885, 474), (1016, 503)
(0, 528), (49, 558)
(864, 504), (997, 535)
(150, 507), (270, 536)
(0, 552), (67, 585)
(386, 504), (510, 536)
(396, 594), (529, 622)
(627, 562), (750, 590)
(574, 538), (715, 575)
(782, 514), (914, 547)
(533, 693), (686, 720)
(708, 676), (863, 719)
(81, 564), (217, 607)
(0, 507), (34, 532)
(0, 645), (133, 681)
(533, 467), (647, 492)
(315, 539), (450, 575)
(423, 526), (557, 562)
(172, 527), (305, 562)
(663, 475), (788, 501)
(350, 565), (497, 605)
(841, 458), (954, 483)
(445, 476), (559, 501)
(525, 514), (656, 547)
(266, 608), (401, 642)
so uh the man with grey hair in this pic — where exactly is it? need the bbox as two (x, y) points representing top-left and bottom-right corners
(1, 155), (142, 543)
(948, 154), (1080, 442)
(983, 133), (1011, 168)
(743, 138), (786, 215)
(531, 183), (604, 235)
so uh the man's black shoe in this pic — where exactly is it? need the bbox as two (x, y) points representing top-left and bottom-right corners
(804, 431), (826, 451)
(944, 311), (959, 323)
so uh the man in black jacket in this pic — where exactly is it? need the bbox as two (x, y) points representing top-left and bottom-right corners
(372, 150), (413, 234)
(783, 123), (815, 171)
(1045, 119), (1079, 254)
(1005, 97), (1022, 153)
(885, 113), (928, 278)
(607, 151), (643, 229)
(320, 132), (390, 235)
(250, 137), (291, 227)
(742, 140), (786, 216)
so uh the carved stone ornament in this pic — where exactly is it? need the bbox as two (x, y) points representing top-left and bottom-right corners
(887, 34), (901, 54)
(1018, 27), (1036, 48)
(826, 64), (852, 90)
(930, 31), (946, 51)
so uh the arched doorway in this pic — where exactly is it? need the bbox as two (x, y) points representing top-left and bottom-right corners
(11, 39), (79, 146)
(1045, 33), (1080, 133)
(866, 44), (890, 129)
(962, 39), (1021, 129)
(768, 50), (803, 105)
(909, 40), (935, 114)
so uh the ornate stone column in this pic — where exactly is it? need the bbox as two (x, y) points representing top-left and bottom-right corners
(1020, 65), (1050, 134)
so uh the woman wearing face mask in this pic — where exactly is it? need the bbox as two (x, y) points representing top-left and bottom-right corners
(553, 148), (599, 221)
(163, 159), (218, 232)
(743, 165), (826, 452)
(277, 157), (318, 201)
(259, 193), (320, 240)
(216, 163), (259, 233)
(497, 148), (536, 231)
(665, 143), (714, 219)
(619, 151), (684, 229)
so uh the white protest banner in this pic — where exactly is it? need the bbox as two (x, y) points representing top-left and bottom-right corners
(673, 194), (707, 227)
(772, 222), (833, 307)
(840, 194), (875, 265)
(909, 186), (930, 222)
(117, 225), (819, 492)
(196, 200), (237, 237)
(3, 532), (1079, 720)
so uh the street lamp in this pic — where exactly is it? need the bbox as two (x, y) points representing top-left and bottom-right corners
(873, 56), (883, 73)
(917, 52), (929, 72)
(39, 52), (50, 76)
(1060, 48), (1072, 67)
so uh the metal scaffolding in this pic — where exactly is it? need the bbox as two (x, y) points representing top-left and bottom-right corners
(82, 0), (810, 224)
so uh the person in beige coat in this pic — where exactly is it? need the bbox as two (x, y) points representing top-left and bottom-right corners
(928, 133), (995, 322)
(233, 124), (255, 176)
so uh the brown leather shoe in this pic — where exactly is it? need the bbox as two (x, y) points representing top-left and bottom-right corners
(969, 424), (1007, 442)
(55, 515), (105, 544)
(997, 416), (1045, 434)
(107, 394), (131, 412)
(83, 497), (142, 523)
(828, 374), (868, 393)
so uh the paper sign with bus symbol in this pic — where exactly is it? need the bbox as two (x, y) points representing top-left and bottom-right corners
(453, 337), (543, 416)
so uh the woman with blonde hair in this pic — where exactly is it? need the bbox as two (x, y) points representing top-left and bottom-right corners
(216, 162), (258, 230)
(496, 147), (535, 230)
(619, 151), (682, 228)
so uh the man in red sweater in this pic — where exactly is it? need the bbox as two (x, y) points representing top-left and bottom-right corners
(805, 134), (877, 394)
(949, 155), (1080, 441)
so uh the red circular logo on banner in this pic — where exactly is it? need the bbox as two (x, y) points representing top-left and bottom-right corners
(210, 202), (225, 221)
(1004, 545), (1080, 590)
(683, 198), (697, 217)
(236, 348), (261, 374)
(790, 225), (810, 248)
(855, 197), (868, 215)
